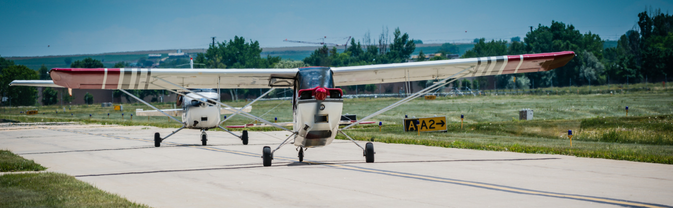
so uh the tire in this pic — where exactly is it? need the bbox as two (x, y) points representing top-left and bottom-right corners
(365, 142), (375, 163)
(201, 133), (207, 146)
(154, 132), (161, 147)
(263, 146), (272, 167)
(241, 130), (249, 145)
(298, 148), (304, 162)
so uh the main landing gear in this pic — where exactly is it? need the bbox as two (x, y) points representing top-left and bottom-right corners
(261, 131), (375, 167)
(154, 132), (161, 147)
(365, 142), (375, 163)
(153, 128), (247, 147)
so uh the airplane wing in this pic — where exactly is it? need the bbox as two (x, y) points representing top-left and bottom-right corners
(331, 51), (575, 86)
(47, 68), (298, 89)
(26, 51), (573, 90)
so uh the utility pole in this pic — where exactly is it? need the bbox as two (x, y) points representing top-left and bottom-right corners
(211, 37), (216, 47)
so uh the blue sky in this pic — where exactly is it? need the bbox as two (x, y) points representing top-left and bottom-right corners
(1, 0), (672, 57)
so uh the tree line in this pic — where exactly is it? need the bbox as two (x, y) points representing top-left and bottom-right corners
(454, 10), (671, 90)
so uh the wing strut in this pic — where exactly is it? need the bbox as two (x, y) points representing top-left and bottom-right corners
(341, 66), (474, 130)
(153, 77), (293, 132)
(118, 89), (184, 125)
(220, 88), (275, 124)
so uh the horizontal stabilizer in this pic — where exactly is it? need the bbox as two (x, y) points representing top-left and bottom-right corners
(135, 108), (183, 117)
(135, 106), (251, 117)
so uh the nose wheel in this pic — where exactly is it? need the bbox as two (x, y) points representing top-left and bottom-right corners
(298, 148), (304, 162)
(201, 130), (207, 146)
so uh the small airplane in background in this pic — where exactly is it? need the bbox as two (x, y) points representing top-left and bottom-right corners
(11, 51), (575, 166)
(11, 58), (253, 147)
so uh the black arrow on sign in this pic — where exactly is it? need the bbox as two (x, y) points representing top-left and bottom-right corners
(437, 120), (446, 127)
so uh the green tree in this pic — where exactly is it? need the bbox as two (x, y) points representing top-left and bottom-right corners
(524, 21), (603, 87)
(274, 60), (307, 68)
(83, 92), (94, 104)
(511, 36), (521, 42)
(42, 87), (58, 105)
(508, 41), (526, 55)
(578, 50), (605, 85)
(437, 43), (460, 55)
(387, 27), (416, 62)
(0, 65), (38, 106)
(64, 57), (72, 66)
(38, 64), (50, 80)
(304, 27), (416, 67)
(113, 62), (127, 68)
(0, 56), (15, 74)
(416, 50), (426, 62)
(71, 57), (104, 68)
(196, 36), (280, 69)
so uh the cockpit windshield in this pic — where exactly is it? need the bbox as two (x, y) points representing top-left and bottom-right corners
(297, 67), (334, 89)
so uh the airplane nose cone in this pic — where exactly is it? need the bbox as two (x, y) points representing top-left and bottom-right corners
(315, 87), (327, 100)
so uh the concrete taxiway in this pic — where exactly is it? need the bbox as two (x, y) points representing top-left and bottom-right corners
(1, 123), (672, 207)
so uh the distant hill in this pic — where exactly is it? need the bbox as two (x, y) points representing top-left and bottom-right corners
(6, 44), (475, 70)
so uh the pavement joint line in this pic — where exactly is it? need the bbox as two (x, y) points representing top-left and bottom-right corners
(39, 126), (671, 208)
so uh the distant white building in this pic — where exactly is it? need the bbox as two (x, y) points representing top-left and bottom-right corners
(168, 49), (187, 57)
(148, 54), (162, 58)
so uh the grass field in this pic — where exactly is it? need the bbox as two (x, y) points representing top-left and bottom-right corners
(2, 83), (672, 164)
(0, 150), (45, 172)
(0, 150), (148, 207)
(0, 172), (149, 207)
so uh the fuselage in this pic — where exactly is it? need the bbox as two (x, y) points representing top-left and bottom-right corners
(292, 67), (344, 148)
(179, 89), (221, 129)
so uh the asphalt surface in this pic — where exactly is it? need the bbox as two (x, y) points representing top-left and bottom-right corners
(1, 123), (672, 208)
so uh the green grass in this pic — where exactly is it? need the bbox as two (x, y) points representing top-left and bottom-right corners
(0, 150), (46, 172)
(339, 116), (673, 164)
(0, 172), (149, 207)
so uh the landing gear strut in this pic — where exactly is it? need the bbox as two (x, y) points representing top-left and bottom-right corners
(261, 132), (296, 167)
(339, 130), (375, 163)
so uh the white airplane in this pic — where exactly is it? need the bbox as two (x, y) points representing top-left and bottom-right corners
(11, 51), (575, 166)
(10, 59), (254, 147)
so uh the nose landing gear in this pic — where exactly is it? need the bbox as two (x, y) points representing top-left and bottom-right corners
(201, 130), (208, 146)
(298, 147), (304, 162)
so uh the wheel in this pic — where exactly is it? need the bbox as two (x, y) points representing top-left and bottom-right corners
(262, 146), (272, 167)
(201, 133), (207, 146)
(241, 130), (249, 145)
(365, 142), (375, 163)
(298, 148), (304, 162)
(154, 132), (161, 147)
